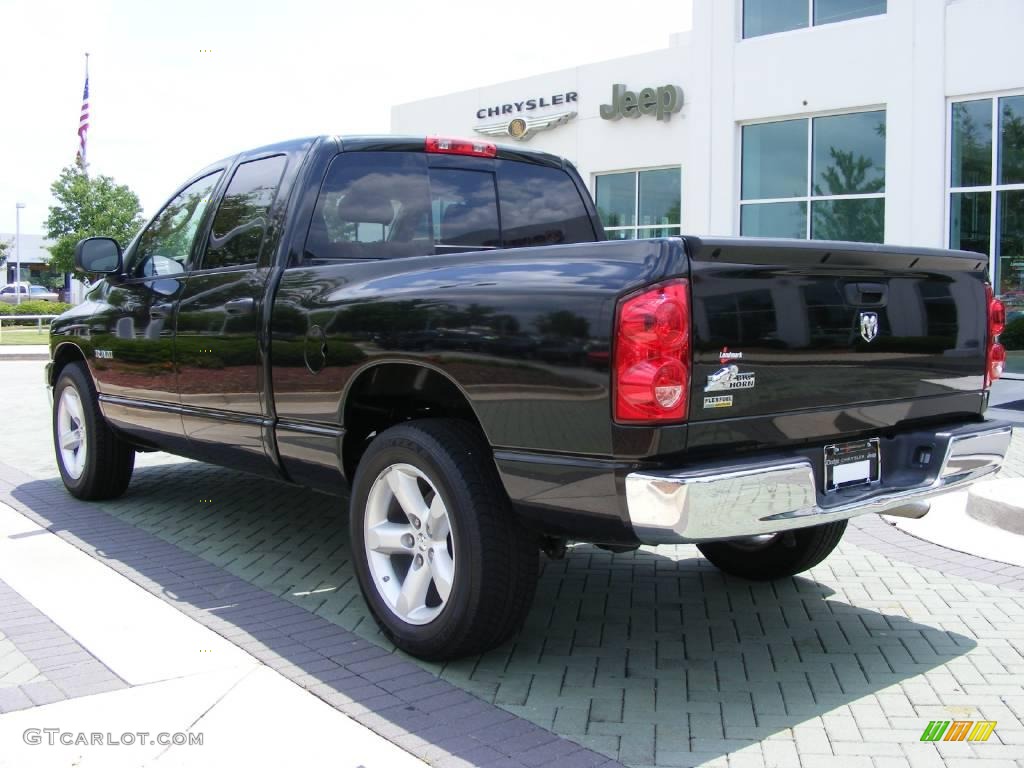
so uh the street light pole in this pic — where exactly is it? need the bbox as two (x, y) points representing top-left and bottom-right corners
(15, 203), (25, 306)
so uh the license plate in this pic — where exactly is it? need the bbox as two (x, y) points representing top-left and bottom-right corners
(824, 438), (880, 492)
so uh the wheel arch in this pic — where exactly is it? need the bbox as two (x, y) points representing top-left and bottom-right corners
(339, 360), (492, 482)
(49, 342), (90, 387)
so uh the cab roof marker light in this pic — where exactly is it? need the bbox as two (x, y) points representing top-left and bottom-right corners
(425, 137), (497, 158)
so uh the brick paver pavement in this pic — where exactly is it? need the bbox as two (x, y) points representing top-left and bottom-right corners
(0, 632), (43, 688)
(2, 360), (1024, 767)
(0, 577), (127, 713)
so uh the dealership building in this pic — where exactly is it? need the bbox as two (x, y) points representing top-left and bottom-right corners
(393, 0), (1023, 312)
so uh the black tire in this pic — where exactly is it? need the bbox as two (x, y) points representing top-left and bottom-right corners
(696, 520), (847, 581)
(349, 419), (538, 660)
(53, 362), (135, 500)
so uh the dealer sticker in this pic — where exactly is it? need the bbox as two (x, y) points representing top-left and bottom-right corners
(703, 395), (733, 409)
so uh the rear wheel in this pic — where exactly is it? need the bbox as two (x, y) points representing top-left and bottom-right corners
(53, 362), (135, 500)
(349, 419), (538, 660)
(696, 520), (847, 580)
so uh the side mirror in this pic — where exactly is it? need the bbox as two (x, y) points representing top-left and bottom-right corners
(74, 237), (122, 275)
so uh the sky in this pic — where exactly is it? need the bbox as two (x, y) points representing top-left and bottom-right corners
(0, 0), (693, 235)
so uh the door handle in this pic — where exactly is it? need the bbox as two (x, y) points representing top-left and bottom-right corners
(150, 304), (173, 319)
(225, 297), (255, 315)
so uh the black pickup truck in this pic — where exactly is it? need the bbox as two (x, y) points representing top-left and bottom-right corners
(49, 135), (1011, 660)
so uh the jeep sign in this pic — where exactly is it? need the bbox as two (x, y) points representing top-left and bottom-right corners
(599, 83), (684, 122)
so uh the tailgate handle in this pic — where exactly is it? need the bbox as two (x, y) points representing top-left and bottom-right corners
(845, 282), (888, 307)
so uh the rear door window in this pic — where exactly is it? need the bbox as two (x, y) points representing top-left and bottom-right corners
(429, 168), (500, 251)
(201, 155), (287, 270)
(497, 161), (596, 247)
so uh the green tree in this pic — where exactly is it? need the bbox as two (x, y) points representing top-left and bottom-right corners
(811, 149), (885, 243)
(44, 165), (146, 275)
(0, 238), (10, 268)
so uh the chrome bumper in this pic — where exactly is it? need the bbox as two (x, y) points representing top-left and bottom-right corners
(624, 423), (1012, 544)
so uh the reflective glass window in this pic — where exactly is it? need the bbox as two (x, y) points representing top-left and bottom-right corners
(950, 191), (991, 255)
(812, 111), (886, 195)
(814, 0), (886, 26)
(951, 99), (993, 188)
(743, 0), (807, 38)
(639, 168), (681, 228)
(811, 198), (884, 242)
(999, 95), (1024, 185)
(304, 152), (433, 261)
(742, 120), (807, 200)
(204, 155), (287, 269)
(133, 172), (222, 278)
(595, 172), (635, 229)
(740, 201), (807, 239)
(497, 162), (595, 247)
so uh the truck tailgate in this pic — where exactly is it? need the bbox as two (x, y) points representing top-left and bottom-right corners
(685, 237), (990, 431)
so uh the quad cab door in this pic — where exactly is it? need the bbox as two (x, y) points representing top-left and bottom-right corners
(174, 153), (290, 473)
(91, 171), (224, 449)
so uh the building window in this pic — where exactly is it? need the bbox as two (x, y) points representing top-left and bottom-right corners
(743, 0), (886, 39)
(595, 168), (681, 240)
(740, 109), (886, 242)
(949, 95), (1024, 312)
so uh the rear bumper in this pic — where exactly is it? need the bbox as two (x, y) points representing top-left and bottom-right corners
(624, 420), (1012, 544)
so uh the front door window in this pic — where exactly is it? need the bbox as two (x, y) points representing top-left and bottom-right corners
(130, 172), (222, 278)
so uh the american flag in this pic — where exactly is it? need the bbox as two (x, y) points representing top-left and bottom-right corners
(76, 73), (89, 169)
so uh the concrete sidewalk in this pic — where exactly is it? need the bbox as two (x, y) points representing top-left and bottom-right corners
(0, 345), (48, 361)
(0, 501), (424, 768)
(884, 486), (1024, 567)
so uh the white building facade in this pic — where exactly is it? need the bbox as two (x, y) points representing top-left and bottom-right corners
(392, 0), (1024, 312)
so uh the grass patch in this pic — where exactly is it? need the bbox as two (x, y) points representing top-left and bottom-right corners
(0, 326), (50, 346)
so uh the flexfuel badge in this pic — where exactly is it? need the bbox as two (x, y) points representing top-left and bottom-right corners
(703, 395), (733, 409)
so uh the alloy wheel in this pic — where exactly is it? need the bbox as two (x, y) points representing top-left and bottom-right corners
(57, 387), (87, 480)
(363, 463), (456, 625)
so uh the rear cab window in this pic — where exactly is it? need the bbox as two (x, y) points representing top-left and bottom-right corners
(430, 169), (500, 251)
(301, 151), (595, 263)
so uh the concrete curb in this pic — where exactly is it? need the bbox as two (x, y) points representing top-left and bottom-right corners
(967, 479), (1024, 535)
(0, 345), (49, 362)
(0, 353), (49, 361)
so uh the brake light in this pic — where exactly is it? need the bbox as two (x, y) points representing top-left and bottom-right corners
(614, 280), (690, 423)
(985, 283), (1006, 388)
(425, 137), (497, 158)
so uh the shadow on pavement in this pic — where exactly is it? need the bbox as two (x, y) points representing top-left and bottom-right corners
(9, 460), (976, 766)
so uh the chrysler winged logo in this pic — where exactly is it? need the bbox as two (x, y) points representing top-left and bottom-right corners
(859, 312), (879, 343)
(474, 110), (577, 141)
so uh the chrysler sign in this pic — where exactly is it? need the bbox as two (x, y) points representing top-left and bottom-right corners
(474, 92), (579, 141)
(475, 92), (578, 120)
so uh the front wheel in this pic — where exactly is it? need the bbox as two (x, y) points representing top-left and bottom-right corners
(696, 520), (847, 581)
(349, 419), (538, 661)
(53, 362), (135, 500)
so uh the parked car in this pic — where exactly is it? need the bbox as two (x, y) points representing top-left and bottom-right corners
(47, 135), (1011, 660)
(0, 284), (59, 303)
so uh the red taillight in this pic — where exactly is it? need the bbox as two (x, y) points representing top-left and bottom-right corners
(614, 280), (690, 423)
(425, 137), (497, 158)
(985, 284), (1006, 388)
